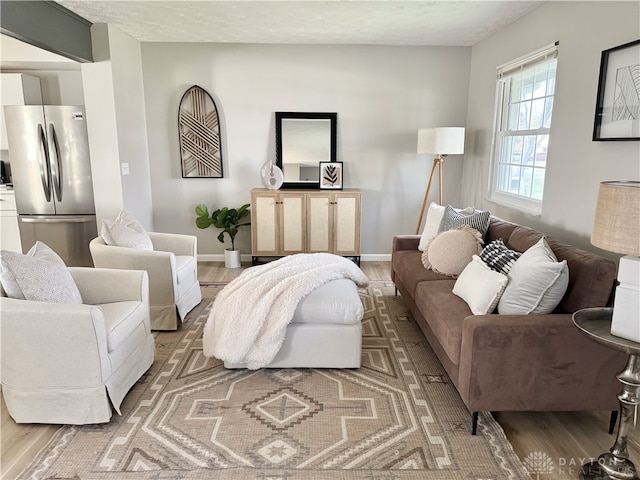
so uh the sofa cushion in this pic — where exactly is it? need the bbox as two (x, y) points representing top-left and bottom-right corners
(505, 224), (615, 312)
(422, 225), (483, 276)
(0, 242), (83, 304)
(498, 238), (569, 315)
(453, 255), (508, 315)
(485, 217), (520, 245)
(392, 250), (451, 296)
(414, 279), (469, 365)
(546, 239), (616, 312)
(100, 300), (149, 353)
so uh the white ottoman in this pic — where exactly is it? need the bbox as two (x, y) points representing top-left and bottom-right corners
(224, 278), (364, 369)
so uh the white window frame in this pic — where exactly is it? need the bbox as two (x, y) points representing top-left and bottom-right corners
(488, 42), (559, 215)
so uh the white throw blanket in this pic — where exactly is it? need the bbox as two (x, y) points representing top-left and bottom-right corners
(202, 253), (369, 369)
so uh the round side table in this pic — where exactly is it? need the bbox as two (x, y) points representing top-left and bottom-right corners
(573, 307), (640, 480)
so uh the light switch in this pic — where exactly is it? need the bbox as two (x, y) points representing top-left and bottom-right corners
(121, 163), (130, 175)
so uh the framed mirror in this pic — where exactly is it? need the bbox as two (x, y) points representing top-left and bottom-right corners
(275, 112), (337, 189)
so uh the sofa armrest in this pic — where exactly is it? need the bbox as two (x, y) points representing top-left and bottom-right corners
(392, 235), (420, 252)
(69, 267), (149, 306)
(457, 313), (627, 413)
(148, 232), (197, 256)
(0, 298), (111, 387)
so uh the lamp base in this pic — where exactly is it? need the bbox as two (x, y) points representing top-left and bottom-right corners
(415, 156), (444, 234)
(610, 256), (640, 342)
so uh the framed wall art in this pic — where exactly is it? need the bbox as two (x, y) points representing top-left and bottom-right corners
(593, 39), (640, 141)
(178, 85), (224, 177)
(319, 161), (343, 190)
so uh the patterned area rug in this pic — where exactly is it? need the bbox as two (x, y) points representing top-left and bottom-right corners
(20, 281), (531, 480)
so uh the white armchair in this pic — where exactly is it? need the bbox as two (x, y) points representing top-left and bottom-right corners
(89, 232), (202, 330)
(0, 268), (154, 425)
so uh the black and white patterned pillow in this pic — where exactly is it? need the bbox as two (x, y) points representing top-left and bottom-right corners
(440, 205), (491, 238)
(479, 238), (522, 275)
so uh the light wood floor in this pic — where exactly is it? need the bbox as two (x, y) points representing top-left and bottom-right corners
(2, 261), (638, 479)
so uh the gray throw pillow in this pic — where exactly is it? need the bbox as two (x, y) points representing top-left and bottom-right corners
(440, 205), (491, 238)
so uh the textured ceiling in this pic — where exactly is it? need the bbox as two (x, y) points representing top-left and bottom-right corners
(56, 1), (544, 46)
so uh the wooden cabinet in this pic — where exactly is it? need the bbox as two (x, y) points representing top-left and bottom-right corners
(307, 192), (361, 257)
(1, 74), (42, 150)
(251, 188), (361, 264)
(251, 190), (306, 257)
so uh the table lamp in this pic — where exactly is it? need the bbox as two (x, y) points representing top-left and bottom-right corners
(591, 180), (640, 342)
(415, 127), (465, 234)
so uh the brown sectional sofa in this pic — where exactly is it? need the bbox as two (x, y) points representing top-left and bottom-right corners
(391, 216), (628, 434)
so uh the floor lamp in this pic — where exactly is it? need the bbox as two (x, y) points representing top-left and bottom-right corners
(415, 127), (465, 234)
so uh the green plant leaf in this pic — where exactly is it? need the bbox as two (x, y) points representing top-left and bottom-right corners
(213, 208), (230, 228)
(237, 203), (250, 217)
(195, 216), (214, 229)
(195, 204), (209, 217)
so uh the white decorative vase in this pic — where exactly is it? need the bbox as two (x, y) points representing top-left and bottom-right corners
(261, 160), (284, 190)
(224, 249), (241, 269)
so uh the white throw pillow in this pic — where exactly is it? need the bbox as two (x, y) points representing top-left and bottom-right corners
(0, 241), (82, 304)
(101, 210), (153, 250)
(453, 255), (509, 315)
(497, 237), (569, 315)
(418, 203), (474, 251)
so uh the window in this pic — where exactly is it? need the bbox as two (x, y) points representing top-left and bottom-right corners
(489, 43), (559, 214)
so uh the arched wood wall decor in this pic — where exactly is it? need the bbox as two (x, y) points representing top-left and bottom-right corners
(178, 85), (223, 178)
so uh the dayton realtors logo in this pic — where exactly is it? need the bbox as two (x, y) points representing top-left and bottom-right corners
(523, 452), (555, 479)
(523, 451), (605, 478)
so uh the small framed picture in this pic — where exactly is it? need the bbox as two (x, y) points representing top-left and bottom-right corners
(593, 39), (640, 141)
(319, 161), (343, 190)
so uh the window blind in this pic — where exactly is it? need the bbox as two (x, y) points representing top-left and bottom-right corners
(497, 41), (559, 79)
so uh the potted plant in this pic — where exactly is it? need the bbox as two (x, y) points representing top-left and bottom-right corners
(195, 203), (250, 268)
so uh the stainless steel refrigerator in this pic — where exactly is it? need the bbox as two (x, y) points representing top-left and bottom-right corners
(4, 105), (97, 266)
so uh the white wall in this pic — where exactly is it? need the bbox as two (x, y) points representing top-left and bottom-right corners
(82, 24), (153, 229)
(463, 1), (640, 255)
(32, 70), (84, 105)
(141, 43), (471, 256)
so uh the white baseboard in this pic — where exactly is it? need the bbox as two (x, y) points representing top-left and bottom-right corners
(197, 254), (391, 262)
(197, 254), (253, 262)
(360, 254), (391, 262)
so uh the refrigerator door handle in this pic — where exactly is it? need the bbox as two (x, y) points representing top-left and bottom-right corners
(37, 123), (52, 202)
(48, 123), (63, 202)
(20, 216), (95, 224)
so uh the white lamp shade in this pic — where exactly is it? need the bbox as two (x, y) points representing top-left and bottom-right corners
(417, 127), (465, 155)
(591, 181), (640, 256)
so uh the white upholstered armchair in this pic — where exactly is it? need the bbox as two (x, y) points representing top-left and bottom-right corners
(89, 232), (202, 330)
(0, 268), (154, 425)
